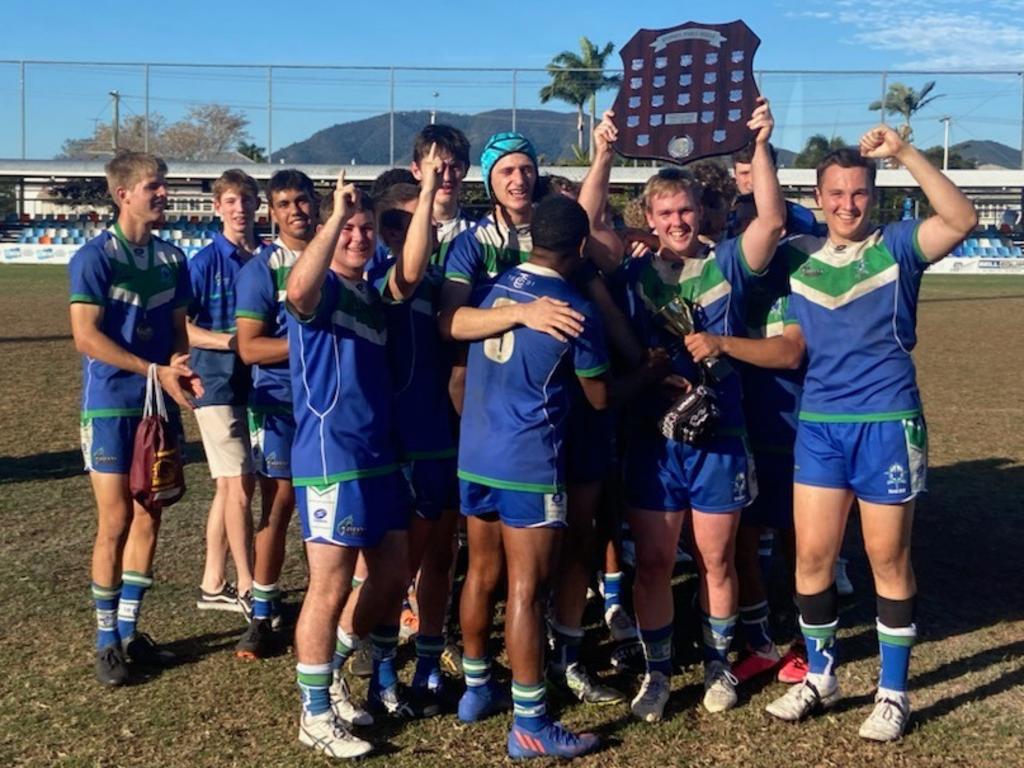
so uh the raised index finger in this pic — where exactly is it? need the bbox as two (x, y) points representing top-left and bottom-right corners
(337, 168), (347, 190)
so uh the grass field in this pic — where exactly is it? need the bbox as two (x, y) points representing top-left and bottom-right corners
(1, 266), (1022, 767)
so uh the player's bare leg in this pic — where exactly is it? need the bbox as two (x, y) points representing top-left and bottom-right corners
(627, 508), (684, 722)
(550, 480), (624, 703)
(691, 508), (742, 712)
(457, 515), (508, 722)
(200, 478), (230, 594)
(766, 485), (852, 723)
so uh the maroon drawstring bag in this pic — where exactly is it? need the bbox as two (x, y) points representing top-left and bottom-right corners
(130, 364), (186, 510)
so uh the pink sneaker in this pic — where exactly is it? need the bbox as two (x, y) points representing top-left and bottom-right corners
(777, 645), (808, 684)
(733, 645), (781, 683)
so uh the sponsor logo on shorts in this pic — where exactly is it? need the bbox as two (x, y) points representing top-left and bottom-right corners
(92, 448), (118, 466)
(544, 492), (567, 524)
(313, 508), (328, 520)
(885, 463), (908, 495)
(335, 514), (367, 539)
(732, 471), (747, 502)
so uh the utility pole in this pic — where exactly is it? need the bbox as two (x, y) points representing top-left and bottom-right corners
(109, 90), (120, 152)
(939, 115), (951, 170)
(431, 91), (439, 125)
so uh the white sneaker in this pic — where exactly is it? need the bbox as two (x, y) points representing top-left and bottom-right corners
(765, 675), (840, 721)
(631, 671), (670, 723)
(859, 690), (910, 742)
(702, 661), (739, 713)
(298, 710), (373, 759)
(330, 674), (374, 727)
(835, 558), (854, 597)
(604, 604), (639, 642)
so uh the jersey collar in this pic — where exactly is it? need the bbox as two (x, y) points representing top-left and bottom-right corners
(518, 262), (564, 281)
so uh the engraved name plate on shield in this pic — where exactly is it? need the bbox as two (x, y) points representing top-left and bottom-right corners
(611, 20), (761, 164)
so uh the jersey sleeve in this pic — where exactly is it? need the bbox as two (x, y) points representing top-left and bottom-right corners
(715, 235), (760, 289)
(68, 243), (111, 306)
(235, 257), (274, 322)
(782, 292), (800, 327)
(444, 229), (482, 285)
(572, 299), (610, 378)
(883, 220), (929, 277)
(286, 270), (337, 328)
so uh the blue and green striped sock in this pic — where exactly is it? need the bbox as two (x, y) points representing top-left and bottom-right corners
(92, 582), (121, 650)
(640, 624), (673, 676)
(332, 627), (361, 671)
(252, 581), (279, 622)
(878, 620), (916, 692)
(512, 680), (548, 733)
(412, 634), (445, 688)
(463, 655), (491, 688)
(297, 662), (333, 716)
(800, 617), (839, 678)
(739, 601), (773, 651)
(550, 621), (583, 670)
(370, 624), (399, 691)
(117, 571), (153, 641)
(701, 612), (737, 665)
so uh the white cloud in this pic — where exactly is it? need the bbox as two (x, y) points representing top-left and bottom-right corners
(804, 0), (1024, 68)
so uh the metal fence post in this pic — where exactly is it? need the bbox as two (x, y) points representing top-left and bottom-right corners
(267, 66), (274, 163)
(389, 67), (396, 166)
(512, 69), (517, 131)
(20, 61), (25, 159)
(880, 71), (887, 126)
(144, 63), (150, 152)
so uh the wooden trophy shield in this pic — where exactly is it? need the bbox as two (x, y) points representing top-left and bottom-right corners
(611, 20), (761, 165)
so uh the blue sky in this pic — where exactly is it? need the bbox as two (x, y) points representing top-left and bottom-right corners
(2, 0), (1021, 158)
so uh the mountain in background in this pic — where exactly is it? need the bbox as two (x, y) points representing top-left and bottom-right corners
(274, 108), (790, 166)
(275, 109), (581, 164)
(952, 140), (1019, 169)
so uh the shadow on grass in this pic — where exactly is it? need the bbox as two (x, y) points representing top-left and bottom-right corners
(0, 441), (206, 484)
(0, 334), (73, 344)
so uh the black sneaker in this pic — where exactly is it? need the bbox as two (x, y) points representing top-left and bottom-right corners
(95, 644), (129, 687)
(196, 583), (243, 613)
(550, 662), (626, 705)
(235, 618), (273, 660)
(367, 683), (443, 719)
(122, 632), (176, 667)
(237, 591), (253, 624)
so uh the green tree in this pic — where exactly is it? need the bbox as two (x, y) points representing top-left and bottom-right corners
(869, 81), (942, 144)
(539, 37), (620, 158)
(793, 134), (848, 169)
(237, 141), (267, 163)
(922, 145), (976, 170)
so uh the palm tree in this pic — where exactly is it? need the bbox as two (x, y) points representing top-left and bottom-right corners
(869, 81), (943, 144)
(540, 37), (621, 159)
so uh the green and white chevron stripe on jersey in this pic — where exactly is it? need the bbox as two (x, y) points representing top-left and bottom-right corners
(331, 279), (387, 346)
(789, 230), (901, 310)
(101, 235), (186, 312)
(636, 251), (731, 314)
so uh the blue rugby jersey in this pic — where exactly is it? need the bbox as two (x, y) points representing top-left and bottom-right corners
(368, 257), (456, 461)
(458, 263), (609, 493)
(234, 239), (300, 413)
(69, 229), (191, 418)
(783, 221), (929, 421)
(286, 270), (398, 486)
(612, 236), (755, 432)
(187, 233), (259, 407)
(740, 241), (808, 452)
(443, 212), (532, 287)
